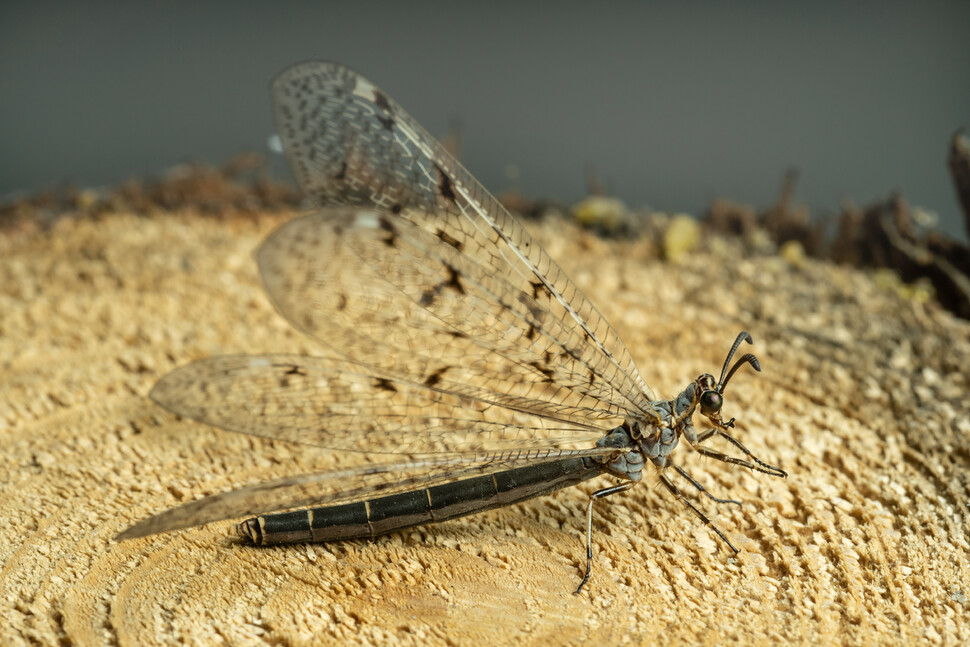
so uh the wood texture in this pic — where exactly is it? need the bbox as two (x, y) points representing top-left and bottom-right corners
(2, 210), (968, 646)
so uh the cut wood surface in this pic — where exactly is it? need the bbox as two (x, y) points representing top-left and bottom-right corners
(2, 209), (968, 646)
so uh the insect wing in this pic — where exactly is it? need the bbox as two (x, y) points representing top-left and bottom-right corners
(115, 446), (611, 540)
(270, 62), (658, 417)
(149, 354), (618, 455)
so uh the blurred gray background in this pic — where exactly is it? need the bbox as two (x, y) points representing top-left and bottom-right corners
(2, 1), (968, 239)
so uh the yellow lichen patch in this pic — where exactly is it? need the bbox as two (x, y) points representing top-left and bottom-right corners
(571, 195), (628, 232)
(662, 213), (701, 263)
(780, 240), (807, 269)
(871, 268), (935, 303)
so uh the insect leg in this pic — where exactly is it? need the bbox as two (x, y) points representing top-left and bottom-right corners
(574, 480), (636, 595)
(672, 464), (741, 506)
(658, 470), (740, 554)
(694, 429), (787, 478)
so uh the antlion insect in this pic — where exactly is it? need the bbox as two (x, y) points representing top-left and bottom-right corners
(117, 62), (786, 593)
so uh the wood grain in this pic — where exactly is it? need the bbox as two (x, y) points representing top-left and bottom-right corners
(2, 210), (968, 646)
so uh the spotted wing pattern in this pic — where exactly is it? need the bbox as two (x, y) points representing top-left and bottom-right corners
(269, 62), (657, 416)
(125, 62), (662, 537)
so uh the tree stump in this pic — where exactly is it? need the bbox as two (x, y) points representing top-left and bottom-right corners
(2, 209), (967, 645)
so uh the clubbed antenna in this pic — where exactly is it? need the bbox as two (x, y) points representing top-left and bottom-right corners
(717, 332), (760, 392)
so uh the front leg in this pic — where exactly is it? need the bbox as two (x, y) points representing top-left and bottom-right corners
(693, 427), (787, 478)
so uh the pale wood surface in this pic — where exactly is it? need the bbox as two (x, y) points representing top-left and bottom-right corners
(2, 210), (968, 646)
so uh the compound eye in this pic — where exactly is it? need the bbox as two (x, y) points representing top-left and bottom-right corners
(700, 390), (722, 415)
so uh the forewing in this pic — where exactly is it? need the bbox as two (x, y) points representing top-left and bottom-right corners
(271, 62), (658, 417)
(259, 210), (644, 429)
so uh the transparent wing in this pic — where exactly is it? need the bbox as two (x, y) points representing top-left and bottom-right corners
(149, 355), (616, 455)
(123, 62), (663, 541)
(271, 62), (658, 418)
(258, 209), (646, 432)
(116, 447), (613, 540)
